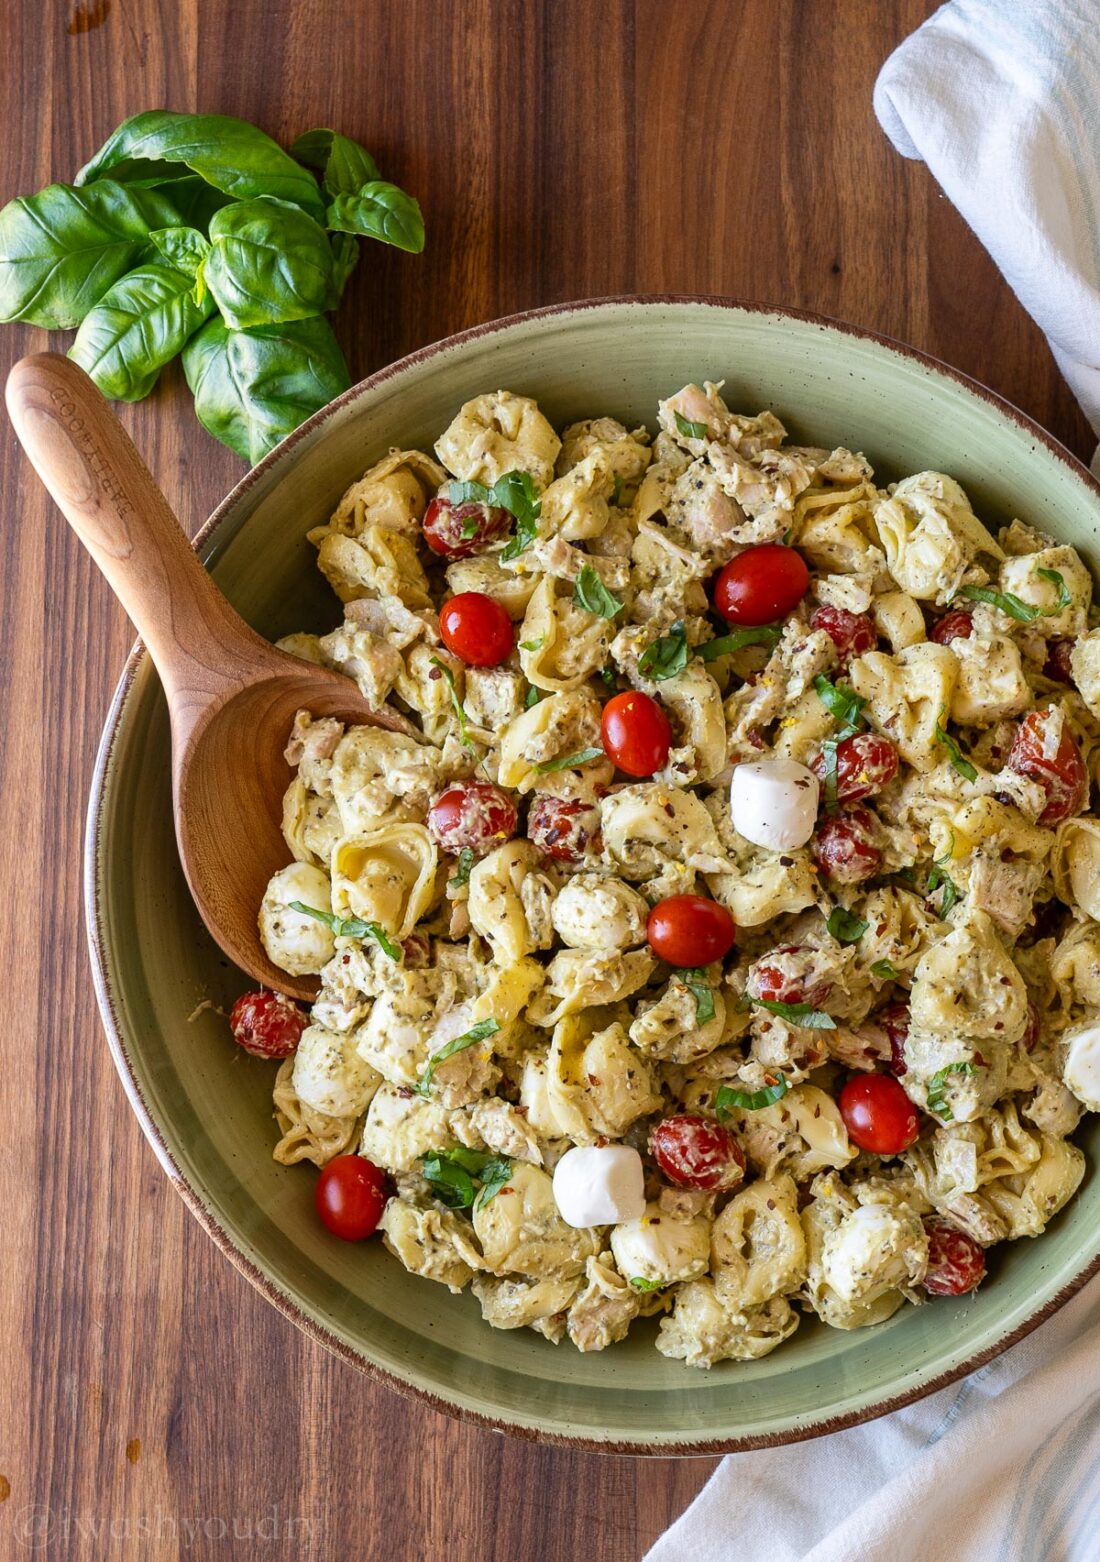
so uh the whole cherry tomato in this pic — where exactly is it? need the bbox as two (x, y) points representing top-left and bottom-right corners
(439, 592), (514, 667)
(811, 732), (898, 803)
(422, 494), (511, 558)
(922, 1219), (986, 1296)
(650, 1115), (746, 1191)
(527, 794), (601, 861)
(315, 1155), (388, 1241)
(601, 690), (672, 776)
(1043, 638), (1076, 684)
(229, 990), (307, 1059)
(713, 544), (810, 627)
(810, 604), (876, 665)
(812, 805), (882, 883)
(427, 781), (517, 855)
(879, 1000), (910, 1078)
(1007, 709), (1088, 825)
(931, 609), (974, 645)
(839, 1073), (920, 1155)
(646, 895), (736, 967)
(747, 944), (832, 1007)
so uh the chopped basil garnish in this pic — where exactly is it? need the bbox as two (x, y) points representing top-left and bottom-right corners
(1037, 567), (1073, 611)
(524, 685), (541, 708)
(927, 1060), (979, 1121)
(430, 656), (474, 750)
(413, 1018), (501, 1097)
(715, 1075), (790, 1115)
(610, 474), (625, 505)
(289, 901), (401, 960)
(451, 847), (475, 887)
(827, 907), (869, 944)
(519, 636), (545, 652)
(699, 625), (782, 660)
(751, 999), (837, 1029)
(629, 1275), (665, 1292)
(573, 563), (623, 619)
(957, 584), (1041, 623)
(599, 662), (617, 688)
(871, 959), (899, 979)
(638, 620), (689, 680)
(926, 860), (958, 918)
(459, 516), (479, 539)
(678, 967), (716, 1024)
(814, 675), (868, 810)
(421, 1147), (513, 1211)
(933, 714), (978, 782)
(673, 410), (709, 441)
(532, 746), (604, 774)
(446, 470), (542, 561)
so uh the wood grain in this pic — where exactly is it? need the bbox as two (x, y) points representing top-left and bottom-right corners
(0, 2), (1092, 1559)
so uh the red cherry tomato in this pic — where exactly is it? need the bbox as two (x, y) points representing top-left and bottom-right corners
(1007, 709), (1088, 825)
(879, 1001), (910, 1078)
(923, 1219), (986, 1296)
(650, 1115), (746, 1191)
(1021, 1000), (1041, 1054)
(229, 990), (307, 1059)
(646, 895), (736, 967)
(748, 944), (832, 1007)
(714, 544), (810, 627)
(812, 805), (882, 883)
(839, 1073), (920, 1155)
(810, 604), (876, 665)
(427, 781), (517, 855)
(315, 1154), (387, 1241)
(931, 608), (974, 645)
(422, 494), (511, 558)
(811, 732), (898, 803)
(1043, 638), (1076, 684)
(439, 592), (514, 667)
(527, 794), (601, 861)
(601, 690), (672, 776)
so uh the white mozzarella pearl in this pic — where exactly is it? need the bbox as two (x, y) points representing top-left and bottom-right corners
(729, 758), (820, 851)
(551, 1144), (646, 1228)
(609, 1202), (711, 1285)
(259, 861), (336, 975)
(1063, 1022), (1100, 1110)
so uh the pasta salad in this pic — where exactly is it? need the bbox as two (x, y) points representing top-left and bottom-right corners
(229, 380), (1100, 1368)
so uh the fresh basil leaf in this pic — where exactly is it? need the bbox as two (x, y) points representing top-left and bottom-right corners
(827, 907), (869, 944)
(820, 738), (840, 811)
(573, 564), (623, 619)
(813, 674), (868, 737)
(629, 1276), (665, 1292)
(532, 746), (604, 775)
(519, 637), (545, 652)
(68, 262), (215, 402)
(751, 999), (837, 1029)
(492, 471), (542, 560)
(933, 715), (978, 782)
(673, 410), (708, 440)
(638, 620), (689, 681)
(451, 847), (475, 887)
(182, 315), (350, 463)
(328, 231), (360, 298)
(460, 516), (479, 539)
(288, 900), (401, 959)
(699, 625), (782, 660)
(715, 1075), (790, 1115)
(1037, 567), (1073, 612)
(610, 474), (625, 505)
(420, 1152), (478, 1209)
(958, 584), (1041, 623)
(472, 1157), (514, 1212)
(414, 1019), (501, 1096)
(0, 180), (182, 327)
(927, 1060), (978, 1121)
(199, 197), (337, 328)
(327, 181), (425, 254)
(599, 663), (617, 688)
(137, 175), (235, 231)
(145, 224), (210, 277)
(443, 478), (492, 506)
(76, 110), (326, 219)
(871, 959), (898, 979)
(524, 685), (541, 708)
(926, 862), (958, 918)
(429, 656), (474, 749)
(678, 968), (716, 1024)
(290, 128), (380, 197)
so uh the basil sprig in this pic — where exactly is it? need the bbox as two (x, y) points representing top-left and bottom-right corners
(677, 967), (716, 1024)
(443, 470), (542, 560)
(926, 857), (958, 918)
(639, 620), (689, 680)
(927, 1061), (979, 1121)
(699, 625), (782, 660)
(420, 1147), (513, 1212)
(289, 901), (401, 960)
(573, 564), (623, 620)
(450, 847), (475, 888)
(673, 410), (709, 440)
(751, 998), (837, 1029)
(933, 713), (978, 782)
(716, 1075), (790, 1115)
(413, 1018), (501, 1097)
(533, 746), (604, 774)
(827, 907), (869, 944)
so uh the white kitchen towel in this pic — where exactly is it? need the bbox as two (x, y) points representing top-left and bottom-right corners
(645, 1273), (1100, 1562)
(872, 0), (1100, 470)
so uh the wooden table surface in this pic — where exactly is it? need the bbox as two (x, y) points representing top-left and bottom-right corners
(1, 2), (1093, 1558)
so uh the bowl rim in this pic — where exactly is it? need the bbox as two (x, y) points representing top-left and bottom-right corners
(84, 293), (1100, 1455)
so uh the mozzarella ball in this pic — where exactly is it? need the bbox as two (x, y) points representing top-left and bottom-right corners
(729, 758), (820, 851)
(1063, 1021), (1100, 1111)
(821, 1203), (928, 1304)
(259, 862), (336, 974)
(552, 1144), (646, 1227)
(550, 874), (649, 951)
(610, 1201), (711, 1286)
(291, 1024), (381, 1119)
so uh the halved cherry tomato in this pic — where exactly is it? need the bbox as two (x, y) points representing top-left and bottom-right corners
(1007, 709), (1088, 825)
(527, 795), (601, 861)
(650, 1115), (745, 1191)
(601, 690), (672, 776)
(439, 592), (514, 666)
(747, 944), (832, 1007)
(811, 732), (898, 803)
(810, 604), (876, 664)
(812, 805), (882, 883)
(646, 895), (736, 967)
(931, 609), (974, 645)
(1043, 639), (1076, 684)
(229, 990), (307, 1059)
(422, 494), (511, 558)
(879, 1001), (910, 1078)
(713, 544), (809, 627)
(427, 781), (517, 854)
(839, 1073), (920, 1155)
(922, 1219), (986, 1296)
(316, 1155), (387, 1241)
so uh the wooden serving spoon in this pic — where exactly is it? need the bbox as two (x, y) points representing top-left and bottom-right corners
(6, 352), (392, 1003)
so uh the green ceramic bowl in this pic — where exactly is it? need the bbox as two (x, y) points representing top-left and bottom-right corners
(88, 298), (1100, 1453)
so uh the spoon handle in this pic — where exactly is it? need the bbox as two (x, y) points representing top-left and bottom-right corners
(5, 353), (262, 698)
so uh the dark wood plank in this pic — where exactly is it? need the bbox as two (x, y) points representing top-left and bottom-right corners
(0, 2), (1093, 1559)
